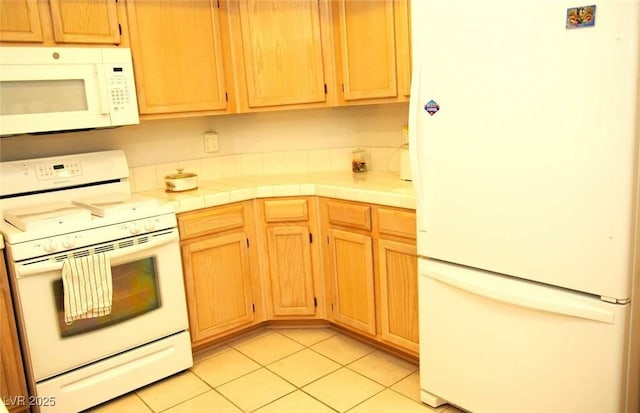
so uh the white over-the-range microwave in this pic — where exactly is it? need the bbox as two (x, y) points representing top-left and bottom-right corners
(0, 47), (139, 136)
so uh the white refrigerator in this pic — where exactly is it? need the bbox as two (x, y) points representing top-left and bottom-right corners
(409, 1), (640, 412)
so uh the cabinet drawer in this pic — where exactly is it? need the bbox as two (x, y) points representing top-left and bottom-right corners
(378, 208), (416, 239)
(264, 199), (308, 222)
(327, 201), (371, 230)
(179, 204), (245, 240)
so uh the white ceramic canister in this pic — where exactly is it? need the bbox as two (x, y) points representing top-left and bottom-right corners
(164, 168), (198, 192)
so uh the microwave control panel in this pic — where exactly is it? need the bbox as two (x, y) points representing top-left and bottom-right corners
(108, 67), (132, 112)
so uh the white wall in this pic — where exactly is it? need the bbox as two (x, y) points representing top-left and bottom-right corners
(0, 103), (409, 177)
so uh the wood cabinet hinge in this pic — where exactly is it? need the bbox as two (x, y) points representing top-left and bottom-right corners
(252, 303), (255, 312)
(331, 303), (334, 311)
(217, 0), (220, 8)
(246, 238), (250, 248)
(309, 233), (313, 243)
(314, 297), (318, 307)
(118, 23), (122, 35)
(341, 84), (345, 92)
(225, 92), (228, 102)
(327, 236), (330, 244)
(324, 84), (327, 94)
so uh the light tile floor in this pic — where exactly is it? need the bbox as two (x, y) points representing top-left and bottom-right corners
(87, 327), (465, 413)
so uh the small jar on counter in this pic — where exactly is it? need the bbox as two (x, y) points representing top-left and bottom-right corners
(351, 147), (369, 173)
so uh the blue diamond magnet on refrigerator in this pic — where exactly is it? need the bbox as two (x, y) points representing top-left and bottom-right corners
(425, 100), (440, 116)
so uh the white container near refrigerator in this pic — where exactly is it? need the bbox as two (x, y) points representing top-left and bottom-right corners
(409, 1), (640, 413)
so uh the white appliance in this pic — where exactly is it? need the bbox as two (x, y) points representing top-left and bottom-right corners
(409, 1), (640, 413)
(0, 151), (192, 412)
(0, 47), (139, 136)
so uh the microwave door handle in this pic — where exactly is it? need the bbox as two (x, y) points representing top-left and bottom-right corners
(14, 230), (178, 278)
(95, 65), (110, 115)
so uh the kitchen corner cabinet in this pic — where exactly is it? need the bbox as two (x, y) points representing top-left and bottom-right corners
(332, 0), (411, 104)
(0, 0), (121, 45)
(126, 0), (231, 117)
(178, 202), (263, 347)
(1, 253), (29, 413)
(321, 198), (418, 354)
(323, 200), (376, 335)
(226, 0), (336, 111)
(256, 197), (324, 319)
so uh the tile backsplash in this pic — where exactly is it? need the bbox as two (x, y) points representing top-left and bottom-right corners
(0, 103), (409, 189)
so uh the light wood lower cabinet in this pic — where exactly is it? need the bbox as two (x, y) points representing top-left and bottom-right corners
(378, 238), (418, 353)
(326, 228), (376, 335)
(178, 201), (262, 347)
(1, 253), (29, 413)
(321, 198), (418, 355)
(178, 197), (418, 356)
(257, 197), (323, 318)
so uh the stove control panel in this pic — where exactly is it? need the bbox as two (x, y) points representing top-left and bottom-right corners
(0, 150), (128, 197)
(36, 161), (82, 180)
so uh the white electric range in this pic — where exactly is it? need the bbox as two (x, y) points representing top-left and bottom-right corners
(0, 150), (192, 412)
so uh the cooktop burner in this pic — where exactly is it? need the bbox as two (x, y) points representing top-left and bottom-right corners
(3, 202), (92, 232)
(72, 194), (161, 218)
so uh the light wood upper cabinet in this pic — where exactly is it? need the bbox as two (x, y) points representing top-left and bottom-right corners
(394, 0), (411, 98)
(0, 0), (43, 42)
(0, 0), (121, 44)
(227, 0), (334, 111)
(126, 0), (230, 116)
(332, 0), (411, 104)
(49, 0), (120, 44)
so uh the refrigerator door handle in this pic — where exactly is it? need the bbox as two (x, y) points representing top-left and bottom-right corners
(425, 263), (616, 324)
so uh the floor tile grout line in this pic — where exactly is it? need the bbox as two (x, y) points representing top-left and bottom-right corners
(153, 326), (422, 413)
(150, 384), (210, 413)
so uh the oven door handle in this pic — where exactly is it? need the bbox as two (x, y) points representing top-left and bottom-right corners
(14, 230), (179, 278)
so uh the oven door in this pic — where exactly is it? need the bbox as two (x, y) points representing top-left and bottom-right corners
(10, 228), (190, 382)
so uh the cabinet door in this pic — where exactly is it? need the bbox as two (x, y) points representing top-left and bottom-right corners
(327, 228), (375, 335)
(336, 0), (397, 101)
(0, 0), (43, 42)
(1, 255), (29, 413)
(233, 0), (328, 108)
(49, 0), (120, 44)
(266, 225), (316, 316)
(394, 0), (411, 98)
(127, 0), (228, 115)
(378, 239), (418, 353)
(181, 232), (254, 342)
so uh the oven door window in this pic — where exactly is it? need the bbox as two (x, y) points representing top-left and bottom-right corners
(53, 256), (160, 338)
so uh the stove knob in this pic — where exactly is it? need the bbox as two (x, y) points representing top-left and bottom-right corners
(62, 236), (76, 249)
(44, 239), (58, 253)
(128, 222), (141, 234)
(144, 219), (157, 231)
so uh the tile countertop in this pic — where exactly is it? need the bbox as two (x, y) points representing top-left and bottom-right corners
(136, 171), (415, 214)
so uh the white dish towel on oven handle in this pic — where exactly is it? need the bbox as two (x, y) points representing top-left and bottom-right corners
(62, 253), (113, 325)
